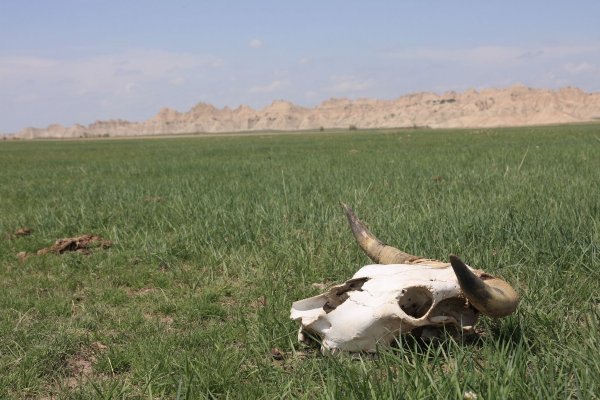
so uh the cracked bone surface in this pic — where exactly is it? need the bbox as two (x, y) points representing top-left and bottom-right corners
(289, 204), (519, 353)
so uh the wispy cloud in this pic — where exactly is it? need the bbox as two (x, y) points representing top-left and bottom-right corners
(563, 62), (597, 74)
(0, 49), (223, 97)
(248, 39), (264, 48)
(373, 42), (600, 95)
(249, 79), (290, 94)
(383, 43), (600, 67)
(328, 75), (374, 93)
(384, 46), (526, 67)
(0, 49), (225, 132)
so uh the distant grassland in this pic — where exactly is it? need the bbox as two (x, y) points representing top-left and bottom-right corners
(0, 125), (599, 399)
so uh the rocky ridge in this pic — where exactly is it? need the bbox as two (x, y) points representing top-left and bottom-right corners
(15, 85), (600, 139)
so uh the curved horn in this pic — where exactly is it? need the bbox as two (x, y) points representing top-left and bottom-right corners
(449, 255), (519, 318)
(341, 203), (420, 264)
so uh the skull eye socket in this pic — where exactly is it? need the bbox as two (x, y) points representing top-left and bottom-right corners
(398, 287), (433, 318)
(323, 277), (369, 313)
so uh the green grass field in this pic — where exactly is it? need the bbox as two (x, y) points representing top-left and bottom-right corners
(1, 125), (599, 399)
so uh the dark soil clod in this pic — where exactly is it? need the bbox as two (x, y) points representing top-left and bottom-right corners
(37, 235), (112, 255)
(15, 227), (33, 236)
(17, 234), (112, 261)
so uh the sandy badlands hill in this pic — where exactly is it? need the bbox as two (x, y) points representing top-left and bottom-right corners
(15, 85), (600, 139)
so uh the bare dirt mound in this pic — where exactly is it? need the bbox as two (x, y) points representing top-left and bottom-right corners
(17, 234), (112, 261)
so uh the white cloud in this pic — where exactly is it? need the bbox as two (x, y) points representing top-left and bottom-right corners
(563, 62), (596, 74)
(385, 46), (525, 67)
(329, 75), (374, 93)
(14, 93), (42, 104)
(0, 49), (223, 97)
(123, 82), (134, 94)
(383, 43), (600, 68)
(249, 79), (290, 94)
(0, 49), (225, 131)
(168, 76), (186, 86)
(249, 39), (264, 48)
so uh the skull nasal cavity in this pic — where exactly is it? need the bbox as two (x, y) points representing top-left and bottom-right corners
(398, 287), (434, 318)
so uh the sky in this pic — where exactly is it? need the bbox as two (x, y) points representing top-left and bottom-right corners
(1, 1), (599, 134)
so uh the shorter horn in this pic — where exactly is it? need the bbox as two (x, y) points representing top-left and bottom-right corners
(341, 203), (420, 264)
(449, 255), (519, 318)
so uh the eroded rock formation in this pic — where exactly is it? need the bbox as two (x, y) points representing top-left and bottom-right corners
(16, 85), (600, 138)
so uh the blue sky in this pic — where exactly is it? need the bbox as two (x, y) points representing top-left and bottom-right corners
(1, 1), (599, 133)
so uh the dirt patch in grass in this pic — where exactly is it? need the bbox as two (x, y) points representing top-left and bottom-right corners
(65, 357), (94, 389)
(4, 227), (33, 240)
(37, 235), (112, 255)
(250, 296), (267, 310)
(143, 312), (175, 332)
(126, 287), (157, 297)
(65, 341), (109, 388)
(17, 234), (112, 261)
(15, 227), (33, 236)
(219, 295), (238, 307)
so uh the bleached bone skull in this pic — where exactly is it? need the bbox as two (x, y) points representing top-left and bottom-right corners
(290, 204), (519, 353)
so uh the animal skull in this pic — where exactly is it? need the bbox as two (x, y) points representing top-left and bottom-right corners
(290, 204), (519, 353)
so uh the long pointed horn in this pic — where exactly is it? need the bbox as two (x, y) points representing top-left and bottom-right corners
(341, 203), (420, 264)
(449, 255), (519, 318)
